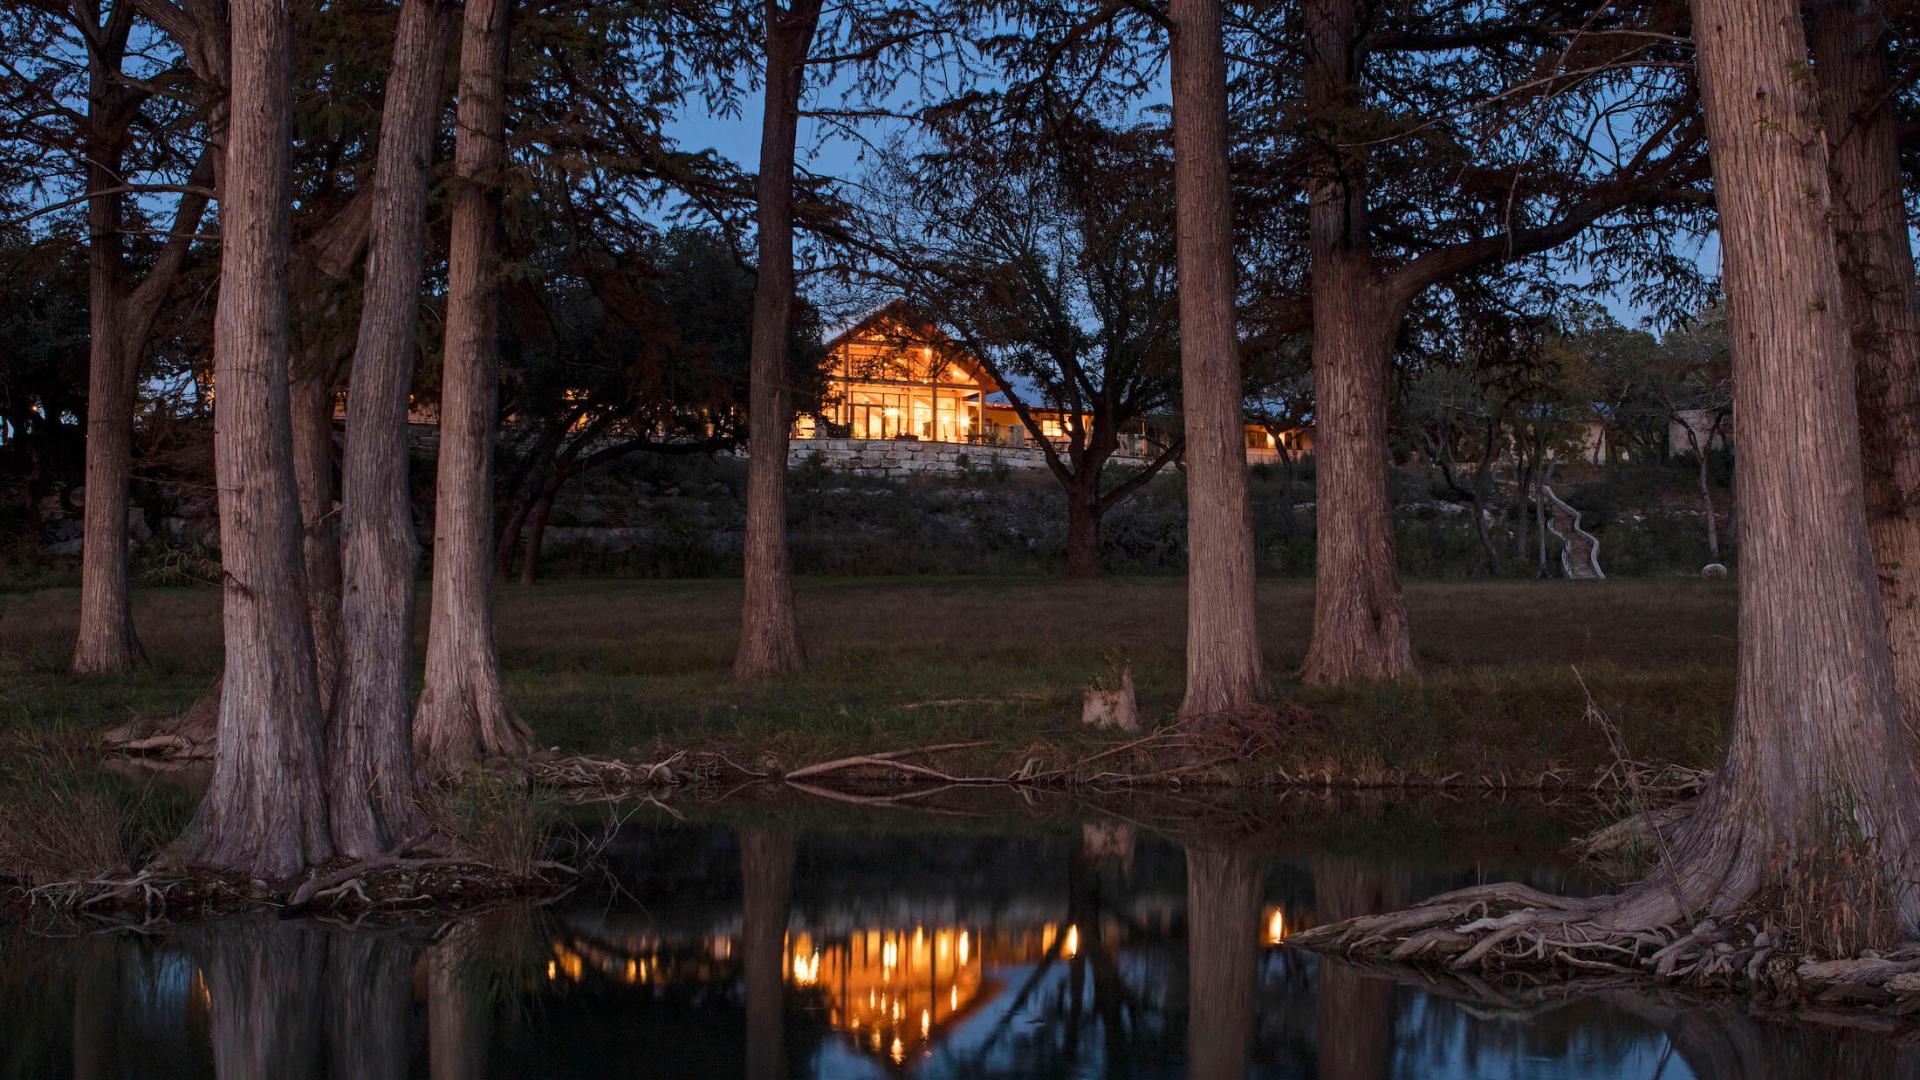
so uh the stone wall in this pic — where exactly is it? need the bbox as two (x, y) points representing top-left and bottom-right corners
(789, 438), (1061, 477)
(786, 437), (1180, 478)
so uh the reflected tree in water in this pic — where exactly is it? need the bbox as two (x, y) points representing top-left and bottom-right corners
(70, 938), (113, 1080)
(428, 920), (492, 1080)
(740, 827), (796, 1080)
(196, 921), (327, 1080)
(1184, 843), (1264, 1080)
(1607, 992), (1920, 1080)
(324, 931), (417, 1080)
(1311, 857), (1409, 1080)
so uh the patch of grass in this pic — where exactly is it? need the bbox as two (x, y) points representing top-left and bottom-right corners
(0, 750), (198, 885)
(0, 576), (1739, 780)
(427, 769), (557, 880)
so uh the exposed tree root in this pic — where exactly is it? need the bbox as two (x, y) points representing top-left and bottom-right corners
(98, 688), (218, 759)
(5, 849), (580, 927)
(1290, 876), (1920, 1018)
(1573, 800), (1697, 872)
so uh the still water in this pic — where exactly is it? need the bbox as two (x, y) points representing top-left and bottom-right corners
(0, 792), (1908, 1078)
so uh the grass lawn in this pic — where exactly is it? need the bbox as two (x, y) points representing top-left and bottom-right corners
(0, 576), (1737, 782)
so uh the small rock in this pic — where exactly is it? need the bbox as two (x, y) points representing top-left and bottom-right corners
(1885, 972), (1920, 995)
(1701, 562), (1728, 580)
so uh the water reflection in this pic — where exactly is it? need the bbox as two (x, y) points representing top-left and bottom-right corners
(1185, 844), (1264, 1079)
(5, 797), (1917, 1077)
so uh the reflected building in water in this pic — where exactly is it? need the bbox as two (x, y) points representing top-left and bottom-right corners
(10, 813), (1920, 1079)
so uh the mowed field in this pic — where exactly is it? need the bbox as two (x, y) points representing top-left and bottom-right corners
(0, 577), (1738, 777)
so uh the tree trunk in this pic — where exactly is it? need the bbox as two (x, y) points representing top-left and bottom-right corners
(1689, 427), (1720, 558)
(185, 0), (334, 879)
(328, 0), (450, 857)
(1169, 0), (1262, 717)
(1300, 276), (1412, 683)
(1470, 451), (1501, 577)
(1602, 0), (1920, 936)
(72, 2), (216, 679)
(415, 0), (536, 778)
(740, 828), (796, 1080)
(1276, 442), (1298, 534)
(494, 483), (532, 580)
(1064, 485), (1103, 579)
(517, 485), (555, 586)
(73, 330), (142, 676)
(289, 356), (342, 711)
(72, 23), (143, 678)
(1534, 464), (1550, 576)
(1183, 845), (1261, 1079)
(1511, 457), (1531, 560)
(734, 0), (823, 681)
(1808, 0), (1920, 720)
(1297, 0), (1413, 686)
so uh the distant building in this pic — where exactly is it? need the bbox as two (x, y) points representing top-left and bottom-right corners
(1668, 408), (1732, 457)
(794, 305), (1311, 469)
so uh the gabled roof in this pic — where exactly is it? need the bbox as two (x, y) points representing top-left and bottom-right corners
(823, 300), (1003, 393)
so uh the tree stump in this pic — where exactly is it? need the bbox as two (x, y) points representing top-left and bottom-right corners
(1082, 667), (1139, 732)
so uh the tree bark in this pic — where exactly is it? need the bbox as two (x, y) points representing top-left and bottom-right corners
(1299, 273), (1412, 682)
(734, 0), (823, 681)
(329, 0), (451, 857)
(415, 0), (535, 778)
(1808, 0), (1920, 723)
(1297, 0), (1414, 685)
(1602, 0), (1920, 935)
(74, 330), (143, 676)
(289, 356), (342, 711)
(740, 828), (796, 1080)
(185, 0), (334, 879)
(1064, 485), (1103, 579)
(1183, 845), (1262, 1080)
(1168, 0), (1263, 717)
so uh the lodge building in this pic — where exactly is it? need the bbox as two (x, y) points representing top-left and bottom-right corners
(793, 305), (1311, 467)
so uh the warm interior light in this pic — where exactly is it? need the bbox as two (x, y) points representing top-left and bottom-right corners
(1063, 925), (1080, 959)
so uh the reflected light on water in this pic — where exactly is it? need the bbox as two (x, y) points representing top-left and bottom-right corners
(1265, 906), (1290, 945)
(785, 925), (990, 1067)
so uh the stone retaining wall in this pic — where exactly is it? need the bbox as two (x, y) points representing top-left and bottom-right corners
(787, 438), (1164, 478)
